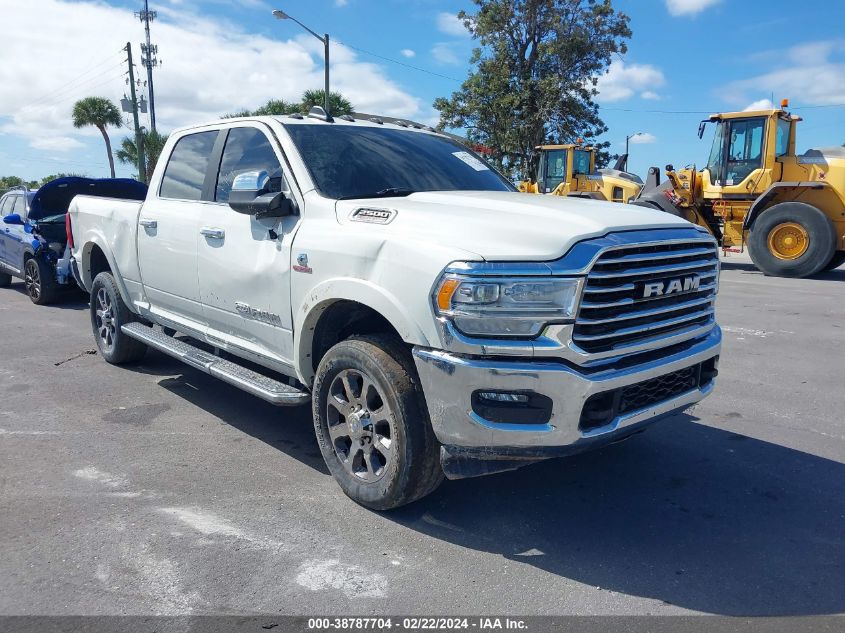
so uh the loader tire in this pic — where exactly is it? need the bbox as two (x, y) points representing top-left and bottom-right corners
(748, 203), (835, 278)
(823, 251), (845, 271)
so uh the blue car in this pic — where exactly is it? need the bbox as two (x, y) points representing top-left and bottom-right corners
(0, 177), (147, 304)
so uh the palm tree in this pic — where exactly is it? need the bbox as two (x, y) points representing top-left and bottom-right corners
(301, 90), (353, 116)
(72, 97), (122, 178)
(116, 129), (169, 182)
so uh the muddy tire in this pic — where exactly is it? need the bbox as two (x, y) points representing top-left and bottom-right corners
(90, 272), (147, 364)
(748, 202), (835, 278)
(313, 335), (443, 510)
(823, 251), (845, 272)
(24, 257), (59, 305)
(0, 271), (11, 288)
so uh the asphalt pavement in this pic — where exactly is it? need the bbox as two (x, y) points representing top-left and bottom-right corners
(1, 254), (843, 616)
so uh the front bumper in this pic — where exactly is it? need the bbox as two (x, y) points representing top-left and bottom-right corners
(413, 327), (721, 467)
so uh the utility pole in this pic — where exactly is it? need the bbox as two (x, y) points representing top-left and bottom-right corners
(125, 42), (146, 183)
(136, 0), (159, 132)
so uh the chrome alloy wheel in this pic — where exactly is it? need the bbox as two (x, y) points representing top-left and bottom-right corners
(95, 287), (116, 351)
(24, 259), (41, 301)
(326, 369), (395, 482)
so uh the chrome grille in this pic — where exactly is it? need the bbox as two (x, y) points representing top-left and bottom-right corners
(573, 239), (719, 355)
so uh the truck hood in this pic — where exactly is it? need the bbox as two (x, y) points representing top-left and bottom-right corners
(338, 190), (693, 261)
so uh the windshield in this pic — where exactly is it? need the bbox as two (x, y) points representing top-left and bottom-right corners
(706, 121), (726, 185)
(572, 150), (591, 175)
(285, 124), (514, 200)
(539, 149), (567, 193)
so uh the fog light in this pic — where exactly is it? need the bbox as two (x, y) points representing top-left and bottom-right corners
(478, 392), (530, 403)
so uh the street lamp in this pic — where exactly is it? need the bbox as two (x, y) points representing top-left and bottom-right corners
(624, 132), (643, 172)
(273, 9), (330, 116)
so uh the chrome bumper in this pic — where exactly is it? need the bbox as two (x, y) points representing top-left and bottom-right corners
(412, 326), (721, 452)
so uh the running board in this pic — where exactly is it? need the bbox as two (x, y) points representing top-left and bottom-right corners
(121, 322), (310, 406)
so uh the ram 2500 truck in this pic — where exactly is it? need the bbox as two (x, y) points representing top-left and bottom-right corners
(68, 111), (721, 510)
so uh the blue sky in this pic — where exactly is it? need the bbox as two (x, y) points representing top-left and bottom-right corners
(1, 0), (843, 182)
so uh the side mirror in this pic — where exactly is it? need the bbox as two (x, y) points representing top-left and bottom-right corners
(3, 213), (23, 225)
(228, 170), (295, 219)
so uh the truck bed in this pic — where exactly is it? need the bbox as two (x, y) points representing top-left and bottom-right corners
(68, 196), (144, 292)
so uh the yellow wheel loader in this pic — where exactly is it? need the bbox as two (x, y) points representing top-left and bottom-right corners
(519, 143), (643, 203)
(633, 101), (845, 278)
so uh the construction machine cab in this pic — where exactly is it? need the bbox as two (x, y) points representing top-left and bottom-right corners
(635, 99), (845, 278)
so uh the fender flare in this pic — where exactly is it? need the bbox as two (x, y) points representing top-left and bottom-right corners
(743, 182), (829, 230)
(293, 278), (433, 385)
(79, 235), (135, 311)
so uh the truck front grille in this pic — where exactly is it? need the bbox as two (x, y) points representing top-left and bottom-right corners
(573, 239), (719, 355)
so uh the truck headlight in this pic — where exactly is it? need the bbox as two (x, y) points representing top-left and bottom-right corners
(433, 274), (583, 338)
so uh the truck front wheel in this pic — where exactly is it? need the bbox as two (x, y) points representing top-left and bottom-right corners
(90, 272), (147, 364)
(312, 335), (443, 510)
(748, 202), (835, 278)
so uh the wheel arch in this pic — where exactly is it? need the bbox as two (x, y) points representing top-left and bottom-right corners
(79, 237), (134, 309)
(294, 280), (432, 387)
(744, 182), (843, 230)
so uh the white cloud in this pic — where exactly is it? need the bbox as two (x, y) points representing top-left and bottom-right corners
(436, 12), (468, 37)
(665, 0), (721, 17)
(0, 0), (424, 162)
(629, 132), (657, 144)
(335, 0), (348, 6)
(743, 98), (775, 111)
(432, 43), (460, 66)
(400, 49), (416, 59)
(30, 136), (85, 152)
(720, 41), (845, 107)
(595, 61), (666, 102)
(640, 90), (661, 100)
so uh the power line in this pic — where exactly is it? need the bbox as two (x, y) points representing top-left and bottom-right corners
(17, 51), (125, 111)
(21, 62), (127, 111)
(601, 102), (845, 114)
(334, 39), (464, 83)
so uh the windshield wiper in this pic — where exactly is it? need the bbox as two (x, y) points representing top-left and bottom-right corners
(338, 187), (416, 200)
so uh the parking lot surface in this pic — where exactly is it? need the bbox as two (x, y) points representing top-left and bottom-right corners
(1, 255), (843, 616)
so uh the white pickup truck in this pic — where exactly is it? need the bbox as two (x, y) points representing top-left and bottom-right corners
(68, 110), (721, 510)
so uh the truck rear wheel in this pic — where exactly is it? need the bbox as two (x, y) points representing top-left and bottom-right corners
(312, 335), (443, 510)
(24, 257), (59, 305)
(90, 272), (147, 364)
(748, 202), (835, 278)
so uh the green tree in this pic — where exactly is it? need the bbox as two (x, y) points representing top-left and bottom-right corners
(224, 90), (354, 118)
(433, 0), (631, 179)
(116, 129), (169, 181)
(71, 97), (122, 178)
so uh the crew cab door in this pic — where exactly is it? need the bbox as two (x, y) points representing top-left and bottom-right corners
(197, 123), (298, 367)
(137, 129), (219, 329)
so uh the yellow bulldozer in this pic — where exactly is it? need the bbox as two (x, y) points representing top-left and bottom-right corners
(518, 143), (643, 203)
(633, 100), (845, 277)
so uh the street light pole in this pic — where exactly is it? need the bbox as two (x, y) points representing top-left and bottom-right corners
(625, 132), (643, 172)
(273, 9), (330, 116)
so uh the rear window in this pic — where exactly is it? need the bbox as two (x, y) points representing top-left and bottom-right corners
(159, 131), (218, 200)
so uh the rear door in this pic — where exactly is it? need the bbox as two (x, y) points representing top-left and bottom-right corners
(0, 195), (13, 269)
(196, 123), (298, 366)
(137, 129), (219, 330)
(5, 195), (28, 271)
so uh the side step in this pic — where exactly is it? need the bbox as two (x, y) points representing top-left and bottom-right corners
(121, 322), (310, 406)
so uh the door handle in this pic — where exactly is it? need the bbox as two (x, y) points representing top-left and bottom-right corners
(200, 227), (225, 239)
(139, 218), (157, 229)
